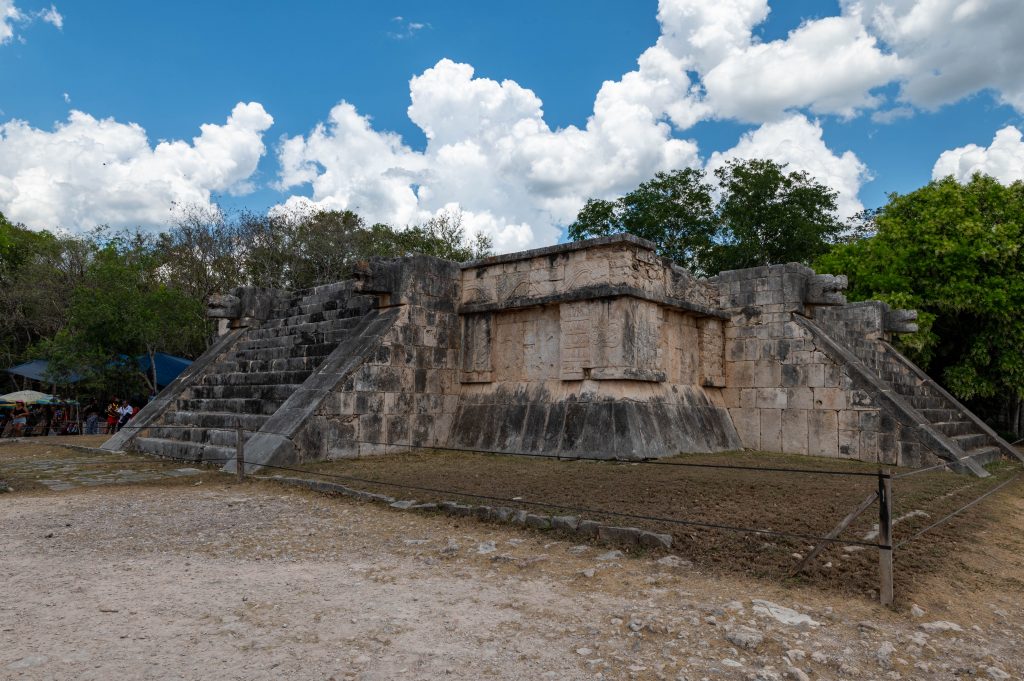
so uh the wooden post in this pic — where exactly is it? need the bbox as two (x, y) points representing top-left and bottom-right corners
(877, 468), (894, 606)
(235, 418), (245, 482)
(791, 490), (878, 576)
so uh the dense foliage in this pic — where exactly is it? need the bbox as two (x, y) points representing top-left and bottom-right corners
(815, 174), (1024, 434)
(0, 206), (492, 397)
(568, 159), (843, 274)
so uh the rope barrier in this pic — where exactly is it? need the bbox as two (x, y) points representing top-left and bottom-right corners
(115, 422), (885, 478)
(21, 443), (885, 549)
(892, 436), (1024, 479)
(894, 472), (1022, 549)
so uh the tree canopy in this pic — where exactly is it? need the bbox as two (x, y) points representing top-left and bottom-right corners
(815, 174), (1024, 432)
(567, 159), (844, 275)
(0, 206), (492, 397)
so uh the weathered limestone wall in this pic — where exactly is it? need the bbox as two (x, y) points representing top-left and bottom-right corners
(448, 236), (742, 458)
(120, 232), (1015, 475)
(293, 258), (463, 460)
(712, 265), (943, 467)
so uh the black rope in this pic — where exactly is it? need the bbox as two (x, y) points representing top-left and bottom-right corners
(894, 473), (1022, 549)
(35, 444), (886, 549)
(893, 438), (1024, 479)
(114, 422), (884, 478)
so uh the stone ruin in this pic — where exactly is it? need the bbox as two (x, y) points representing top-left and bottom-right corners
(104, 234), (1022, 477)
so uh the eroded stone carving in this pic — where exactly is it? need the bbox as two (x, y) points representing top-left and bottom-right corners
(885, 308), (919, 334)
(806, 274), (848, 306)
(206, 293), (241, 319)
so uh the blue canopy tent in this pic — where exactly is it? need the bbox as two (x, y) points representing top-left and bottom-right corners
(137, 353), (192, 389)
(5, 359), (82, 384)
(5, 354), (192, 390)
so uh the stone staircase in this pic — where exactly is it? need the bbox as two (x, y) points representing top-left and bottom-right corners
(861, 341), (1005, 468)
(805, 306), (1021, 474)
(127, 280), (378, 463)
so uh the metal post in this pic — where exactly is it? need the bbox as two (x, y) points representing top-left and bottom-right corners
(235, 418), (244, 483)
(877, 468), (894, 606)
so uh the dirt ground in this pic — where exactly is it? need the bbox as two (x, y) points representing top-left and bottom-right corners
(2, 442), (1023, 680)
(298, 449), (1023, 599)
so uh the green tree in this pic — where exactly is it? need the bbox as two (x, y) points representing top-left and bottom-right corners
(40, 235), (206, 396)
(568, 168), (716, 270)
(815, 174), (1024, 435)
(567, 160), (844, 275)
(709, 159), (844, 272)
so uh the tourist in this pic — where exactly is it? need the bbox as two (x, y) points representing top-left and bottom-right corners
(10, 401), (30, 437)
(105, 397), (119, 434)
(116, 399), (133, 431)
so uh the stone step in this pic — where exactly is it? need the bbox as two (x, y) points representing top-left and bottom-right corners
(274, 295), (375, 320)
(176, 397), (281, 415)
(261, 306), (362, 329)
(143, 426), (254, 448)
(932, 420), (977, 438)
(229, 343), (336, 361)
(243, 317), (362, 341)
(216, 357), (323, 374)
(952, 433), (990, 451)
(919, 407), (963, 422)
(965, 445), (1002, 468)
(200, 370), (311, 386)
(904, 393), (946, 410)
(133, 437), (234, 464)
(188, 384), (301, 401)
(162, 411), (269, 431)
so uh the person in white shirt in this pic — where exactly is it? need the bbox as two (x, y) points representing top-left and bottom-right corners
(116, 400), (133, 431)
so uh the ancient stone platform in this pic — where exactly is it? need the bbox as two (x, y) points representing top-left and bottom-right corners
(104, 235), (1022, 476)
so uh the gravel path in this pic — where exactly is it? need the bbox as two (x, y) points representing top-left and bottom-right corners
(2, 474), (1023, 681)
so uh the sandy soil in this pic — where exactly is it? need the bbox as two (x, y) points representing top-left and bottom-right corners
(2, 443), (1023, 680)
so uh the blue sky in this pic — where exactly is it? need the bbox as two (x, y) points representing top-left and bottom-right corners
(2, 0), (1023, 251)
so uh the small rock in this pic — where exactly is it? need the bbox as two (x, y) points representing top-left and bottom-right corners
(476, 541), (497, 554)
(752, 600), (820, 627)
(568, 545), (590, 555)
(724, 625), (764, 650)
(580, 568), (596, 578)
(596, 550), (624, 561)
(575, 647), (593, 656)
(910, 604), (925, 618)
(656, 555), (691, 568)
(876, 641), (896, 668)
(986, 666), (1011, 680)
(785, 666), (810, 681)
(920, 621), (962, 633)
(721, 659), (743, 668)
(439, 539), (460, 556)
(785, 649), (806, 662)
(810, 651), (828, 665)
(628, 619), (643, 631)
(6, 656), (48, 670)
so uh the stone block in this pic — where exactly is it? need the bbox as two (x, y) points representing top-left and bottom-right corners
(760, 409), (783, 452)
(812, 388), (846, 410)
(781, 409), (808, 454)
(756, 388), (788, 410)
(551, 515), (579, 532)
(597, 525), (641, 547)
(786, 387), (813, 409)
(807, 410), (839, 457)
(838, 429), (860, 459)
(638, 531), (673, 550)
(576, 519), (601, 537)
(729, 408), (760, 449)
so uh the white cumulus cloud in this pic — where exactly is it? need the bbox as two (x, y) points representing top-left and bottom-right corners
(277, 0), (888, 251)
(932, 126), (1024, 184)
(0, 102), (274, 229)
(0, 0), (24, 43)
(0, 1), (62, 43)
(707, 115), (871, 218)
